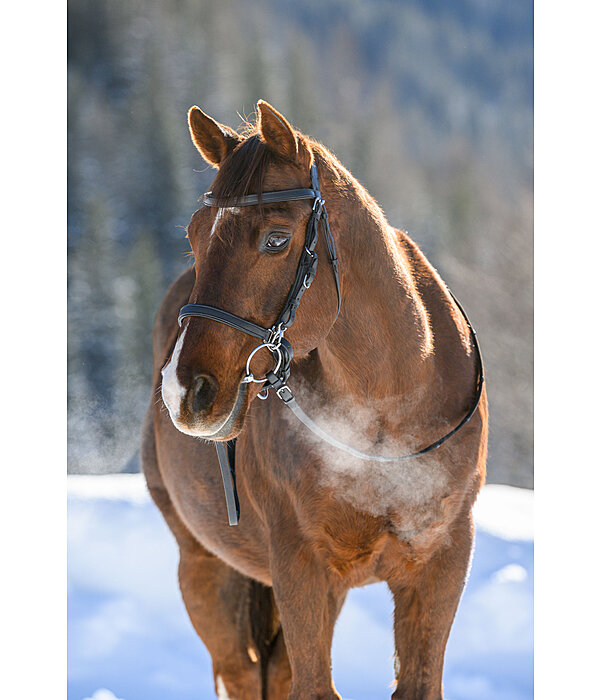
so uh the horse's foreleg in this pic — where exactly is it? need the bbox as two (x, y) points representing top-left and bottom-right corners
(269, 537), (346, 700)
(143, 419), (263, 698)
(178, 542), (265, 699)
(387, 513), (474, 700)
(266, 627), (293, 699)
(151, 485), (268, 699)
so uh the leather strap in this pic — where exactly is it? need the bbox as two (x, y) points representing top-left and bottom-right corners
(276, 367), (483, 461)
(204, 188), (317, 208)
(271, 289), (484, 461)
(178, 304), (271, 341)
(183, 165), (341, 337)
(320, 207), (341, 319)
(274, 165), (341, 327)
(215, 440), (240, 525)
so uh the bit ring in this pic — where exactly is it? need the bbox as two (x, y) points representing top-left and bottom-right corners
(243, 342), (283, 384)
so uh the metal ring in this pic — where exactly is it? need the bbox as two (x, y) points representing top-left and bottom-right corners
(268, 323), (285, 345)
(244, 342), (282, 384)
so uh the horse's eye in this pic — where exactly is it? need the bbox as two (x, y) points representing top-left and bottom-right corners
(264, 232), (290, 252)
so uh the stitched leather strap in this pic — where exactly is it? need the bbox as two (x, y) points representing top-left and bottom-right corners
(199, 165), (341, 332)
(203, 188), (317, 208)
(178, 304), (271, 341)
(273, 165), (341, 327)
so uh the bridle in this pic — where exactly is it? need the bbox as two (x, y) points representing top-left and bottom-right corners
(177, 163), (484, 525)
(180, 164), (340, 400)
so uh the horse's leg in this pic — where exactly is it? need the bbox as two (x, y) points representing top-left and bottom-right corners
(266, 628), (292, 698)
(157, 488), (292, 699)
(142, 412), (273, 699)
(387, 513), (474, 700)
(269, 537), (346, 700)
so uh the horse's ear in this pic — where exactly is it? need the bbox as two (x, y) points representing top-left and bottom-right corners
(257, 100), (298, 160)
(187, 106), (241, 168)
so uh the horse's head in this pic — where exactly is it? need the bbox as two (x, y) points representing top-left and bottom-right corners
(161, 101), (339, 439)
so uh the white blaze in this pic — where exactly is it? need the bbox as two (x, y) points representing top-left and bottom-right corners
(160, 325), (188, 420)
(210, 207), (225, 237)
(216, 675), (232, 700)
(208, 207), (240, 249)
(161, 205), (242, 434)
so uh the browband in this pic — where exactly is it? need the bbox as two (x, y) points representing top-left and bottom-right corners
(203, 188), (317, 208)
(195, 165), (341, 332)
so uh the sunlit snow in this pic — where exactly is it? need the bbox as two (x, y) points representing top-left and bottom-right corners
(68, 475), (533, 700)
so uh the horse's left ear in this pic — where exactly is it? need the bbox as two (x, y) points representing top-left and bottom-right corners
(257, 100), (298, 160)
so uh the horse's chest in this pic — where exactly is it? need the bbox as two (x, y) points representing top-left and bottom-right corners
(316, 450), (452, 518)
(306, 477), (465, 580)
(315, 522), (390, 584)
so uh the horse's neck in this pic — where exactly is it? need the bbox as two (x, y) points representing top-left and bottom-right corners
(321, 172), (433, 397)
(307, 162), (445, 444)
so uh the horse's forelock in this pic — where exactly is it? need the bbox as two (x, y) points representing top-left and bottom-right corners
(210, 133), (278, 207)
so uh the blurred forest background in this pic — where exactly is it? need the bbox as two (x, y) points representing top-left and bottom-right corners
(68, 0), (533, 487)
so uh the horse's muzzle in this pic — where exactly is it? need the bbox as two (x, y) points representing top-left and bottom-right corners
(162, 366), (248, 440)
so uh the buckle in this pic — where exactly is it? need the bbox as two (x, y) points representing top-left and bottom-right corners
(267, 323), (285, 346)
(276, 385), (294, 403)
(303, 251), (319, 289)
(312, 197), (324, 216)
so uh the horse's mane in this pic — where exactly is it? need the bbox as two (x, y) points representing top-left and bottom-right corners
(208, 120), (379, 229)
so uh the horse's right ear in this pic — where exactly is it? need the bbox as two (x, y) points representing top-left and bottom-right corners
(187, 106), (241, 168)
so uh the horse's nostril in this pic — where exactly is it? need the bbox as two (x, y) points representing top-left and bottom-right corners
(192, 373), (219, 414)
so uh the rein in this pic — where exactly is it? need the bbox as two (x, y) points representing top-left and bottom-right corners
(178, 164), (484, 525)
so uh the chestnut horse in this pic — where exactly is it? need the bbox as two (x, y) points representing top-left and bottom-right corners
(142, 100), (488, 700)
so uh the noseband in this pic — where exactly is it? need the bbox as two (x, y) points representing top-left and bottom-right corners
(177, 163), (484, 525)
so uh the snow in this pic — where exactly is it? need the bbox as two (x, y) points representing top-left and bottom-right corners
(472, 484), (533, 541)
(68, 475), (533, 700)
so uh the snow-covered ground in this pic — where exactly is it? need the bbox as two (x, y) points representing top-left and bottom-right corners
(68, 475), (533, 700)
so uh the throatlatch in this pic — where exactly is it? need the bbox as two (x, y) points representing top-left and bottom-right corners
(178, 163), (483, 526)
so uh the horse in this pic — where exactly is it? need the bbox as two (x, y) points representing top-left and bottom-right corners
(141, 99), (488, 700)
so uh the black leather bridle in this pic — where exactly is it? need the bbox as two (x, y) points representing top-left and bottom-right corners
(177, 163), (484, 526)
(180, 164), (341, 342)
